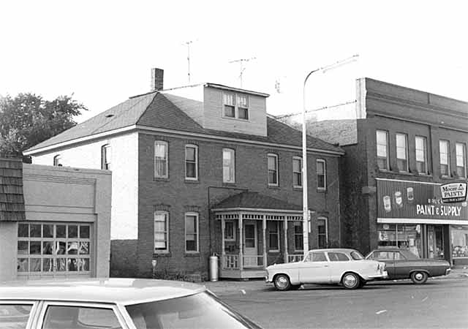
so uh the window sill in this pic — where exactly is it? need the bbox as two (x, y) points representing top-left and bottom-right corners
(153, 252), (171, 257)
(185, 179), (200, 184)
(268, 184), (280, 189)
(317, 188), (327, 193)
(153, 177), (169, 181)
(268, 250), (280, 253)
(185, 253), (200, 257)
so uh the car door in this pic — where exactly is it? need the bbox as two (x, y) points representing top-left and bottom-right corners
(327, 251), (353, 283)
(298, 251), (331, 284)
(391, 251), (412, 279)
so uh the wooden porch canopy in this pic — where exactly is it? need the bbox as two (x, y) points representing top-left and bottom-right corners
(211, 192), (305, 269)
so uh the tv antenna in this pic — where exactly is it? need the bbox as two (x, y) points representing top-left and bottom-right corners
(229, 57), (256, 88)
(182, 40), (196, 84)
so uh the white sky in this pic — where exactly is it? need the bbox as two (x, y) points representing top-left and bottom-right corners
(1, 0), (467, 123)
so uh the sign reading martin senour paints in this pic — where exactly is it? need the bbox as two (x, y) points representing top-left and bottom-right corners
(377, 179), (468, 220)
(440, 182), (467, 203)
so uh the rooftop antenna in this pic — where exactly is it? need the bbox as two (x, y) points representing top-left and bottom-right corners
(229, 57), (256, 88)
(182, 40), (196, 84)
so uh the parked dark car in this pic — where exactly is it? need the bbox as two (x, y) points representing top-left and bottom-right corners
(365, 248), (451, 284)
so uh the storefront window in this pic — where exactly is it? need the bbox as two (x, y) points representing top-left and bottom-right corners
(451, 225), (468, 259)
(377, 224), (422, 258)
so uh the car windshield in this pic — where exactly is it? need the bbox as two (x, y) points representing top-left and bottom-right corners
(350, 251), (364, 260)
(126, 291), (258, 329)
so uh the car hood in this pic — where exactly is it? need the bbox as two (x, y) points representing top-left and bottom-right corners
(266, 262), (301, 270)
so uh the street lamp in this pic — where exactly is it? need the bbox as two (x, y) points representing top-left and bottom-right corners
(302, 55), (359, 256)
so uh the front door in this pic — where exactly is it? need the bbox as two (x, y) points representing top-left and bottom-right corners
(244, 222), (258, 267)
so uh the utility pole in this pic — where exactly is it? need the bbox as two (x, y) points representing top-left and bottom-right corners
(229, 57), (256, 88)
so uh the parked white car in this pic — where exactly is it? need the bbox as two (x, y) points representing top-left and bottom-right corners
(266, 248), (388, 291)
(0, 278), (262, 329)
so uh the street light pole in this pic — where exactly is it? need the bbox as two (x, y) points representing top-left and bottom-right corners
(302, 55), (359, 256)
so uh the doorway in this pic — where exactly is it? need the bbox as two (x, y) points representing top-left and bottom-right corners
(427, 225), (444, 259)
(243, 222), (258, 267)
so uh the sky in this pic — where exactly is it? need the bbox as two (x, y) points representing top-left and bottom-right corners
(1, 0), (467, 124)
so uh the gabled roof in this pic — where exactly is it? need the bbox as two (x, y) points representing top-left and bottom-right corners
(212, 192), (301, 212)
(26, 91), (344, 155)
(0, 158), (25, 221)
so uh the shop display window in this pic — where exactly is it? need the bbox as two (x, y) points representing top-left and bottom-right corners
(451, 225), (468, 258)
(17, 222), (91, 276)
(377, 224), (422, 258)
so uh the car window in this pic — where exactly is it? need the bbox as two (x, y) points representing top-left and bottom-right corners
(310, 252), (327, 262)
(374, 251), (392, 260)
(328, 252), (349, 261)
(350, 251), (364, 260)
(42, 305), (122, 329)
(0, 303), (33, 329)
(394, 252), (407, 260)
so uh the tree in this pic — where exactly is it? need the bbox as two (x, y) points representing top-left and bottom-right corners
(0, 93), (87, 159)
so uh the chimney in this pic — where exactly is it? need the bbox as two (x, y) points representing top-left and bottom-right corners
(151, 68), (164, 91)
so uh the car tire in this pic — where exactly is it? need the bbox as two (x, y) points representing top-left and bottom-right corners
(290, 284), (301, 290)
(274, 274), (292, 291)
(342, 272), (360, 289)
(410, 271), (428, 284)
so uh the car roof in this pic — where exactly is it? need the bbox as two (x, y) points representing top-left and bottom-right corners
(0, 278), (206, 305)
(308, 248), (360, 253)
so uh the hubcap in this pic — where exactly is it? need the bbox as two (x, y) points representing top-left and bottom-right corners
(415, 273), (423, 280)
(276, 276), (288, 288)
(344, 275), (357, 287)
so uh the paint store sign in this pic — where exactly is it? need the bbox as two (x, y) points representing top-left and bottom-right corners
(440, 183), (467, 203)
(416, 204), (462, 216)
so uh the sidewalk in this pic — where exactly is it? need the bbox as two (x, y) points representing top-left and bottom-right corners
(203, 267), (468, 295)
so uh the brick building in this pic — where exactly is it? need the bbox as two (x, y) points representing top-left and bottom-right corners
(25, 69), (344, 280)
(309, 78), (468, 266)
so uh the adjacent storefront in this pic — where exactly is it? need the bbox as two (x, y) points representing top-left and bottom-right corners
(376, 179), (468, 266)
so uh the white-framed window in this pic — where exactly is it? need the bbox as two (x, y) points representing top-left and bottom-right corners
(415, 136), (428, 174)
(237, 94), (249, 120)
(154, 141), (168, 178)
(316, 159), (326, 190)
(396, 133), (408, 172)
(376, 130), (389, 170)
(223, 92), (249, 120)
(185, 144), (198, 180)
(154, 211), (169, 253)
(456, 143), (467, 178)
(53, 155), (62, 167)
(292, 157), (302, 188)
(440, 140), (450, 177)
(268, 221), (279, 251)
(185, 212), (199, 253)
(224, 221), (236, 241)
(101, 144), (111, 170)
(294, 222), (303, 251)
(317, 217), (328, 248)
(268, 153), (279, 186)
(17, 222), (91, 275)
(223, 148), (235, 183)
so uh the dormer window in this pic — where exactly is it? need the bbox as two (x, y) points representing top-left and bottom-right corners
(223, 92), (249, 120)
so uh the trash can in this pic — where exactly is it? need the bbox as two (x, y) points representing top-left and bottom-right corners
(209, 255), (219, 282)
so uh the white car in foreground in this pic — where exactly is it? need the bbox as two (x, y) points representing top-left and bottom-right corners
(266, 248), (388, 291)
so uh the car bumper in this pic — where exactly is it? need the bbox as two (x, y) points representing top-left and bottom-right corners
(445, 268), (451, 276)
(368, 271), (388, 279)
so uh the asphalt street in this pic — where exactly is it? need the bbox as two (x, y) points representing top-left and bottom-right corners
(205, 269), (468, 329)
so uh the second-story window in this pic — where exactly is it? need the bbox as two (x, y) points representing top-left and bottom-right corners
(292, 157), (302, 188)
(396, 133), (408, 172)
(440, 140), (450, 177)
(223, 148), (235, 183)
(376, 130), (389, 170)
(415, 136), (428, 174)
(237, 94), (249, 120)
(101, 144), (111, 170)
(316, 159), (326, 190)
(53, 155), (62, 167)
(185, 144), (198, 180)
(154, 141), (168, 178)
(456, 143), (466, 178)
(268, 153), (278, 186)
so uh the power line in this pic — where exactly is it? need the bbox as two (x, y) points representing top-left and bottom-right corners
(277, 100), (357, 119)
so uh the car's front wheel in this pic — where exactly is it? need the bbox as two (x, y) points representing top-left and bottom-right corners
(342, 272), (360, 289)
(274, 274), (292, 291)
(410, 271), (428, 284)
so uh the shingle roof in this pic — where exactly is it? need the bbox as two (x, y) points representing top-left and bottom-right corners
(212, 192), (301, 211)
(0, 158), (25, 221)
(26, 91), (343, 155)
